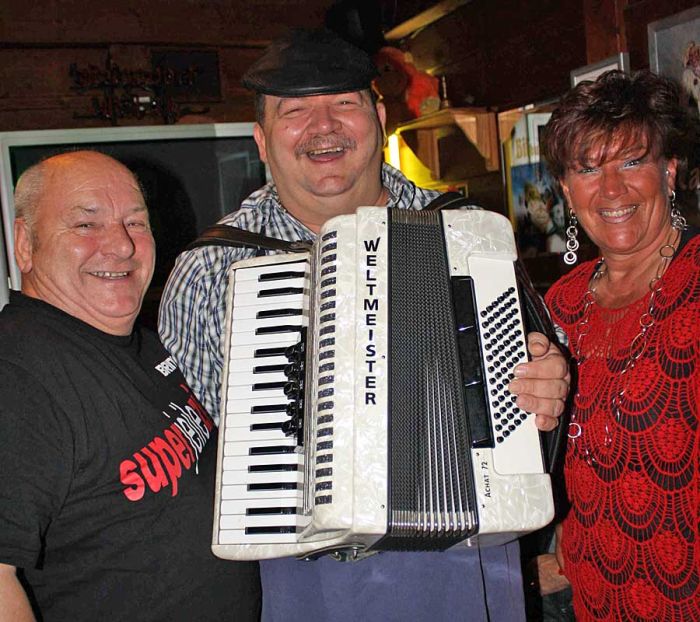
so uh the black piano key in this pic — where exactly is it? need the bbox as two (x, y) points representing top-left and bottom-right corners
(258, 271), (306, 282)
(250, 403), (287, 413)
(249, 463), (299, 472)
(255, 325), (303, 335)
(245, 526), (299, 534)
(253, 363), (287, 374)
(247, 482), (300, 491)
(254, 346), (289, 358)
(257, 308), (303, 319)
(258, 287), (304, 298)
(250, 422), (285, 431)
(246, 506), (299, 516)
(249, 445), (297, 455)
(252, 381), (287, 391)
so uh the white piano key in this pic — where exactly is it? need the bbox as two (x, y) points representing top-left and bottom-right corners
(231, 316), (306, 333)
(219, 513), (306, 530)
(223, 453), (304, 471)
(229, 329), (303, 346)
(233, 261), (309, 282)
(223, 438), (299, 456)
(227, 369), (288, 386)
(234, 276), (307, 294)
(228, 354), (289, 373)
(220, 484), (301, 500)
(222, 470), (304, 486)
(232, 299), (309, 320)
(222, 425), (295, 442)
(224, 413), (289, 428)
(227, 385), (293, 401)
(225, 385), (288, 400)
(225, 396), (290, 415)
(218, 529), (299, 545)
(232, 292), (306, 309)
(220, 497), (302, 514)
(229, 342), (299, 361)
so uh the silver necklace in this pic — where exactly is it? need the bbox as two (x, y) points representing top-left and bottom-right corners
(568, 226), (681, 451)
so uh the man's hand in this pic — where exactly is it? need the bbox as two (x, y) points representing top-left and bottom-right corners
(531, 553), (570, 596)
(508, 332), (569, 431)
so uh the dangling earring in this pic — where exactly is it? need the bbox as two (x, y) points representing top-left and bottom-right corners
(669, 189), (688, 230)
(564, 208), (579, 265)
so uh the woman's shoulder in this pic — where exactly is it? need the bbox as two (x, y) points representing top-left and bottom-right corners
(543, 259), (599, 331)
(664, 230), (700, 298)
(545, 259), (598, 303)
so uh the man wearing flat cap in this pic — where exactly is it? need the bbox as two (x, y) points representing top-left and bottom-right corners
(160, 28), (568, 622)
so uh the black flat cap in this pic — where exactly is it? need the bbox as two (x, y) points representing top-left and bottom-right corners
(241, 28), (379, 97)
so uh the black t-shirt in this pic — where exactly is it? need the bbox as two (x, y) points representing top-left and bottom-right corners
(0, 292), (260, 621)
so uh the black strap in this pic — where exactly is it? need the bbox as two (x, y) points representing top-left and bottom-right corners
(423, 190), (475, 211)
(186, 224), (312, 253)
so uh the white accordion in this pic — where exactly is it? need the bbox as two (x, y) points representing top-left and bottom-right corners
(212, 207), (554, 561)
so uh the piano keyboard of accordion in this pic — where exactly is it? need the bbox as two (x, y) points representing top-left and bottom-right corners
(212, 207), (554, 561)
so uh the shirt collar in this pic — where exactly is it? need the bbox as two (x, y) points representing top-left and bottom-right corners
(253, 161), (416, 227)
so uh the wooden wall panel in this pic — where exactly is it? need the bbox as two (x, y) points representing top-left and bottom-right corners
(402, 0), (587, 110)
(0, 0), (331, 130)
(1, 0), (330, 45)
(2, 0), (698, 132)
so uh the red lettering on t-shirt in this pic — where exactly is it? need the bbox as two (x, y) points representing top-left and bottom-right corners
(148, 437), (182, 496)
(134, 447), (169, 493)
(165, 426), (192, 469)
(120, 459), (146, 501)
(120, 421), (207, 501)
(181, 383), (214, 432)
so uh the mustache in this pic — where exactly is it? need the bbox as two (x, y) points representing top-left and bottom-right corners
(295, 135), (356, 158)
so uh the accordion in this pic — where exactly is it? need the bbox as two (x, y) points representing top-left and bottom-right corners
(212, 207), (554, 561)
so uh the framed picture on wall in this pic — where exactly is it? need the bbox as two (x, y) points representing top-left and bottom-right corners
(569, 53), (629, 87)
(648, 6), (700, 115)
(499, 106), (567, 259)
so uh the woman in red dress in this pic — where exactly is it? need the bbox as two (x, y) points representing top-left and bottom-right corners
(542, 70), (700, 621)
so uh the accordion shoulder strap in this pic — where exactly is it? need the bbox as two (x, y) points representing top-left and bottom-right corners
(186, 224), (312, 253)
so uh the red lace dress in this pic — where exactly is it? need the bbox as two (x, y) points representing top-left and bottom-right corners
(546, 235), (700, 621)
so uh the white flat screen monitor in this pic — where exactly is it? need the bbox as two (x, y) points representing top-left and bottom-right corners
(0, 123), (267, 322)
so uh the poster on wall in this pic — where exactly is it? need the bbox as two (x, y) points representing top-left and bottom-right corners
(649, 6), (700, 217)
(504, 111), (566, 257)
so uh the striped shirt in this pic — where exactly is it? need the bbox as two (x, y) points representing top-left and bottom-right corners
(158, 163), (439, 423)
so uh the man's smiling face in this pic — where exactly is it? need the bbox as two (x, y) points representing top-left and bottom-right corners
(254, 89), (386, 213)
(15, 152), (155, 335)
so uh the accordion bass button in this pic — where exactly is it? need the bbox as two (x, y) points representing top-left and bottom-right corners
(284, 363), (301, 381)
(285, 341), (304, 362)
(286, 403), (300, 418)
(284, 382), (301, 399)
